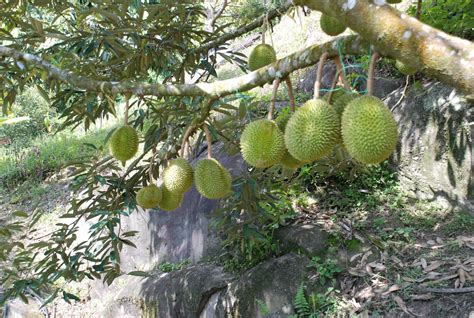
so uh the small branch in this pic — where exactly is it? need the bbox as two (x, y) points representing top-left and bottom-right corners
(208, 0), (228, 31)
(285, 77), (296, 112)
(203, 124), (213, 159)
(333, 56), (350, 90)
(416, 0), (423, 20)
(327, 67), (343, 104)
(391, 75), (411, 112)
(417, 287), (474, 294)
(268, 78), (281, 120)
(314, 52), (328, 99)
(148, 146), (157, 183)
(180, 125), (196, 157)
(367, 52), (380, 96)
(124, 95), (130, 125)
(196, 0), (293, 54)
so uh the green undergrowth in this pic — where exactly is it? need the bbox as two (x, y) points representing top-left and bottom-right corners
(0, 127), (110, 188)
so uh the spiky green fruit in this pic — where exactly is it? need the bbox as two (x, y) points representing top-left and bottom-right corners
(158, 186), (183, 211)
(276, 111), (303, 169)
(136, 185), (162, 209)
(320, 14), (347, 36)
(248, 44), (277, 71)
(109, 125), (139, 164)
(341, 96), (398, 164)
(387, 0), (402, 3)
(194, 158), (232, 199)
(163, 158), (194, 194)
(395, 60), (417, 76)
(240, 119), (285, 168)
(323, 88), (345, 104)
(332, 92), (359, 119)
(284, 99), (340, 163)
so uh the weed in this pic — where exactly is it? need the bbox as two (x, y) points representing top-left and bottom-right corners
(157, 259), (190, 273)
(307, 256), (342, 286)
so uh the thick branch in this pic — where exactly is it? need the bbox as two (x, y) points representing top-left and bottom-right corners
(296, 0), (474, 99)
(0, 36), (369, 98)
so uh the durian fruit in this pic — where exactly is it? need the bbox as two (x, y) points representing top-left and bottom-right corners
(284, 99), (340, 163)
(341, 96), (398, 164)
(275, 111), (303, 169)
(320, 14), (347, 36)
(163, 158), (194, 194)
(248, 44), (277, 71)
(240, 119), (285, 168)
(136, 184), (162, 209)
(395, 60), (417, 76)
(194, 158), (232, 199)
(159, 186), (184, 211)
(109, 125), (139, 164)
(332, 92), (359, 119)
(323, 88), (345, 104)
(387, 0), (402, 3)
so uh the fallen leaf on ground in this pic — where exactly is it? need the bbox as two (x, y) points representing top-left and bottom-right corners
(423, 261), (442, 272)
(421, 258), (427, 269)
(381, 284), (400, 296)
(411, 293), (433, 301)
(393, 296), (412, 316)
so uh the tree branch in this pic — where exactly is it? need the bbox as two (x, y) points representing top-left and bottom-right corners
(0, 36), (369, 98)
(296, 0), (474, 99)
(195, 0), (293, 54)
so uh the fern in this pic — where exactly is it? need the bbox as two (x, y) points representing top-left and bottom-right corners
(293, 283), (311, 317)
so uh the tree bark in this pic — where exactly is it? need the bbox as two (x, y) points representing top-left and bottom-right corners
(295, 0), (474, 99)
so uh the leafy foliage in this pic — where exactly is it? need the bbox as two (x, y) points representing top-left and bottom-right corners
(408, 0), (474, 39)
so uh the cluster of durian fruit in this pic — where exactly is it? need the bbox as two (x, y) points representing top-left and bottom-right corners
(241, 30), (401, 171)
(109, 125), (232, 211)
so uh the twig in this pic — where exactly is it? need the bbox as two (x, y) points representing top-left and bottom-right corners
(333, 56), (350, 90)
(268, 78), (281, 120)
(203, 124), (213, 159)
(124, 95), (130, 125)
(327, 67), (344, 103)
(208, 0), (228, 31)
(367, 52), (380, 96)
(148, 146), (157, 183)
(416, 0), (423, 20)
(391, 75), (410, 112)
(180, 125), (196, 157)
(416, 287), (474, 294)
(314, 52), (328, 99)
(285, 77), (295, 112)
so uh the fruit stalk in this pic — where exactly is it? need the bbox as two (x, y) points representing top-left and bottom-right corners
(314, 52), (328, 99)
(203, 124), (213, 159)
(268, 77), (281, 120)
(332, 56), (350, 90)
(367, 52), (380, 96)
(285, 78), (295, 112)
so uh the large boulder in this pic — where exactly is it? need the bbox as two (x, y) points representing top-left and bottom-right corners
(386, 81), (473, 209)
(213, 253), (309, 318)
(101, 264), (234, 318)
(275, 223), (328, 256)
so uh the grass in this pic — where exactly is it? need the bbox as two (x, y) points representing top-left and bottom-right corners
(0, 127), (111, 187)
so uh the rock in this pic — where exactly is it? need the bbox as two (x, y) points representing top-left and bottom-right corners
(275, 223), (329, 256)
(386, 81), (473, 209)
(4, 297), (45, 318)
(118, 147), (245, 272)
(102, 264), (234, 318)
(297, 62), (337, 95)
(214, 253), (309, 317)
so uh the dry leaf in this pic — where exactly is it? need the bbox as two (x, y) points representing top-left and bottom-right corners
(411, 293), (433, 301)
(350, 253), (363, 262)
(393, 296), (412, 316)
(382, 284), (400, 296)
(459, 268), (466, 288)
(369, 262), (386, 271)
(436, 237), (444, 244)
(423, 261), (442, 272)
(421, 258), (428, 269)
(454, 278), (460, 288)
(365, 264), (373, 275)
(427, 240), (436, 245)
